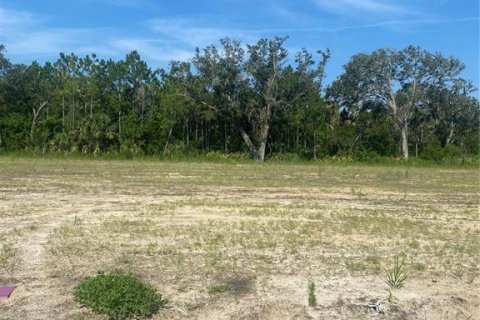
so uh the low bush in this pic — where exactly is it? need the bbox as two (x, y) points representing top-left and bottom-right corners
(421, 139), (464, 163)
(73, 271), (166, 319)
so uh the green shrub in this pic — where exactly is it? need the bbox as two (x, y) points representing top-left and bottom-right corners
(421, 139), (463, 163)
(73, 271), (166, 319)
(268, 152), (305, 162)
(442, 144), (462, 159)
(353, 148), (382, 162)
(421, 139), (444, 162)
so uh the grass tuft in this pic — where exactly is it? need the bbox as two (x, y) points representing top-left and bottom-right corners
(385, 255), (409, 289)
(308, 281), (317, 307)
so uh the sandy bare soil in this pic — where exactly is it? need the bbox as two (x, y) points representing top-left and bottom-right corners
(0, 158), (479, 319)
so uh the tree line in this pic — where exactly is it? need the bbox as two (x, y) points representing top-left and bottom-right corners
(0, 37), (478, 161)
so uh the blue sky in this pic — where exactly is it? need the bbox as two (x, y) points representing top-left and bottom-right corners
(0, 0), (478, 88)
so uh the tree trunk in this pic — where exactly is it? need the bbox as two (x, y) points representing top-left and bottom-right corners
(239, 128), (260, 161)
(195, 121), (198, 142)
(163, 124), (173, 155)
(183, 119), (186, 145)
(445, 121), (455, 146)
(205, 121), (210, 152)
(401, 123), (409, 159)
(117, 92), (121, 139)
(224, 123), (228, 154)
(201, 121), (204, 152)
(62, 95), (65, 132)
(183, 119), (189, 147)
(30, 100), (49, 143)
(72, 96), (76, 131)
(239, 122), (269, 162)
(257, 123), (270, 162)
(185, 118), (189, 146)
(118, 110), (121, 136)
(72, 97), (75, 132)
(295, 126), (299, 150)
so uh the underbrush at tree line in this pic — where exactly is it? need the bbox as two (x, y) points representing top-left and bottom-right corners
(0, 149), (477, 167)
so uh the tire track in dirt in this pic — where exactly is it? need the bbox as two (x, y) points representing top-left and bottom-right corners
(3, 208), (79, 319)
(1, 191), (161, 319)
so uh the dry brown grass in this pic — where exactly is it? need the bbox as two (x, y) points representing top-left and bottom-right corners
(0, 158), (479, 319)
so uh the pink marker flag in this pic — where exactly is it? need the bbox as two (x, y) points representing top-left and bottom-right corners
(0, 286), (15, 299)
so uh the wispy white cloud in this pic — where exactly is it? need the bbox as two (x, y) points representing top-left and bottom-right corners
(3, 29), (115, 60)
(0, 8), (96, 58)
(312, 0), (407, 15)
(1, 3), (477, 67)
(108, 38), (193, 62)
(247, 16), (480, 34)
(101, 0), (148, 7)
(89, 0), (156, 9)
(269, 2), (311, 23)
(5, 29), (109, 57)
(0, 7), (41, 29)
(148, 18), (255, 47)
(0, 6), (195, 63)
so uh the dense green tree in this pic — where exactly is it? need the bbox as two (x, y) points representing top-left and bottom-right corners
(189, 37), (330, 161)
(0, 40), (477, 160)
(329, 46), (468, 159)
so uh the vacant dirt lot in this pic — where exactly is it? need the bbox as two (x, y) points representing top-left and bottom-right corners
(0, 158), (479, 319)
